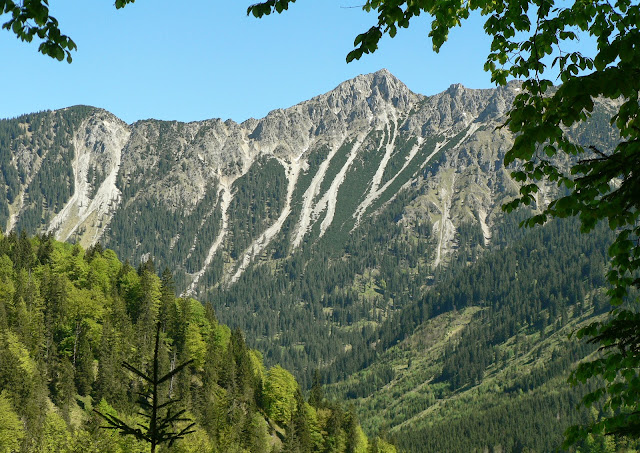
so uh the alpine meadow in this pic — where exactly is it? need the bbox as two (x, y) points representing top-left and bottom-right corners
(1, 0), (640, 452)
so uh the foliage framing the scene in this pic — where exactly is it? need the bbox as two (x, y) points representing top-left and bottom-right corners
(2, 0), (639, 445)
(0, 0), (135, 62)
(249, 0), (640, 444)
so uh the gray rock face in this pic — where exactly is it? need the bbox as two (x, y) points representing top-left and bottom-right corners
(0, 70), (614, 294)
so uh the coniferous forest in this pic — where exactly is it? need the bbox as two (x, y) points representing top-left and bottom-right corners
(3, 0), (640, 445)
(0, 76), (633, 452)
(0, 231), (392, 452)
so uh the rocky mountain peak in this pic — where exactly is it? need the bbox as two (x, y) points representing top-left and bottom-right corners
(446, 82), (466, 96)
(244, 70), (420, 153)
(302, 70), (414, 120)
(331, 69), (417, 110)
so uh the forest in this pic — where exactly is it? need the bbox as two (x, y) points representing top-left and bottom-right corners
(0, 231), (394, 452)
(325, 216), (636, 452)
(0, 86), (633, 452)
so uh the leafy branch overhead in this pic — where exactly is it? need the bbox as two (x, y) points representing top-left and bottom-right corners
(0, 0), (136, 62)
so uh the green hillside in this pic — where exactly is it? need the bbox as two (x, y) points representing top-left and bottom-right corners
(0, 231), (390, 452)
(324, 217), (638, 452)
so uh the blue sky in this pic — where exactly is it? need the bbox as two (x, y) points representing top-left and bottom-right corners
(2, 1), (496, 123)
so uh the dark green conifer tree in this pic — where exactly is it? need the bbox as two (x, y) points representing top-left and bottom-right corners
(50, 356), (75, 422)
(309, 369), (324, 409)
(74, 325), (94, 396)
(285, 389), (312, 453)
(159, 267), (176, 332)
(95, 323), (195, 453)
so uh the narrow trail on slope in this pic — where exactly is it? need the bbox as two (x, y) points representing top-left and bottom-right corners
(229, 159), (301, 284)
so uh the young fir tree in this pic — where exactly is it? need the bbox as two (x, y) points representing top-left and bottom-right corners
(94, 323), (195, 453)
(309, 369), (324, 409)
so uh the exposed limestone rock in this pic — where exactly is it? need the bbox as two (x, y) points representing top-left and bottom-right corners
(47, 110), (130, 247)
(2, 70), (615, 291)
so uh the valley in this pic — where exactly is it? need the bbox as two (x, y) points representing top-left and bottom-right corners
(0, 70), (623, 451)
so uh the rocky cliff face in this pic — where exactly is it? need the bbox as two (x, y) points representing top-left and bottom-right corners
(0, 69), (617, 384)
(0, 71), (619, 443)
(0, 71), (571, 293)
(47, 110), (130, 244)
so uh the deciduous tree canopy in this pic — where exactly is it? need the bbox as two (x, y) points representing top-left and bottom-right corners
(0, 232), (388, 452)
(0, 0), (135, 62)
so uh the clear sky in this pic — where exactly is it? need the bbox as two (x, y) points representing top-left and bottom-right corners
(1, 1), (496, 124)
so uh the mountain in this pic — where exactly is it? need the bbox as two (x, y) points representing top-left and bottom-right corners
(0, 70), (523, 276)
(0, 71), (533, 374)
(0, 70), (621, 450)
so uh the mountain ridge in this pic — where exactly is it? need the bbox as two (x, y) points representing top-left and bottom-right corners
(0, 70), (621, 451)
(1, 70), (525, 275)
(0, 71), (534, 375)
(0, 70), (613, 360)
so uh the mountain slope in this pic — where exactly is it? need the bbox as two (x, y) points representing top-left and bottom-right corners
(0, 71), (621, 450)
(0, 71), (541, 376)
(1, 71), (525, 286)
(325, 216), (614, 451)
(0, 232), (385, 452)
